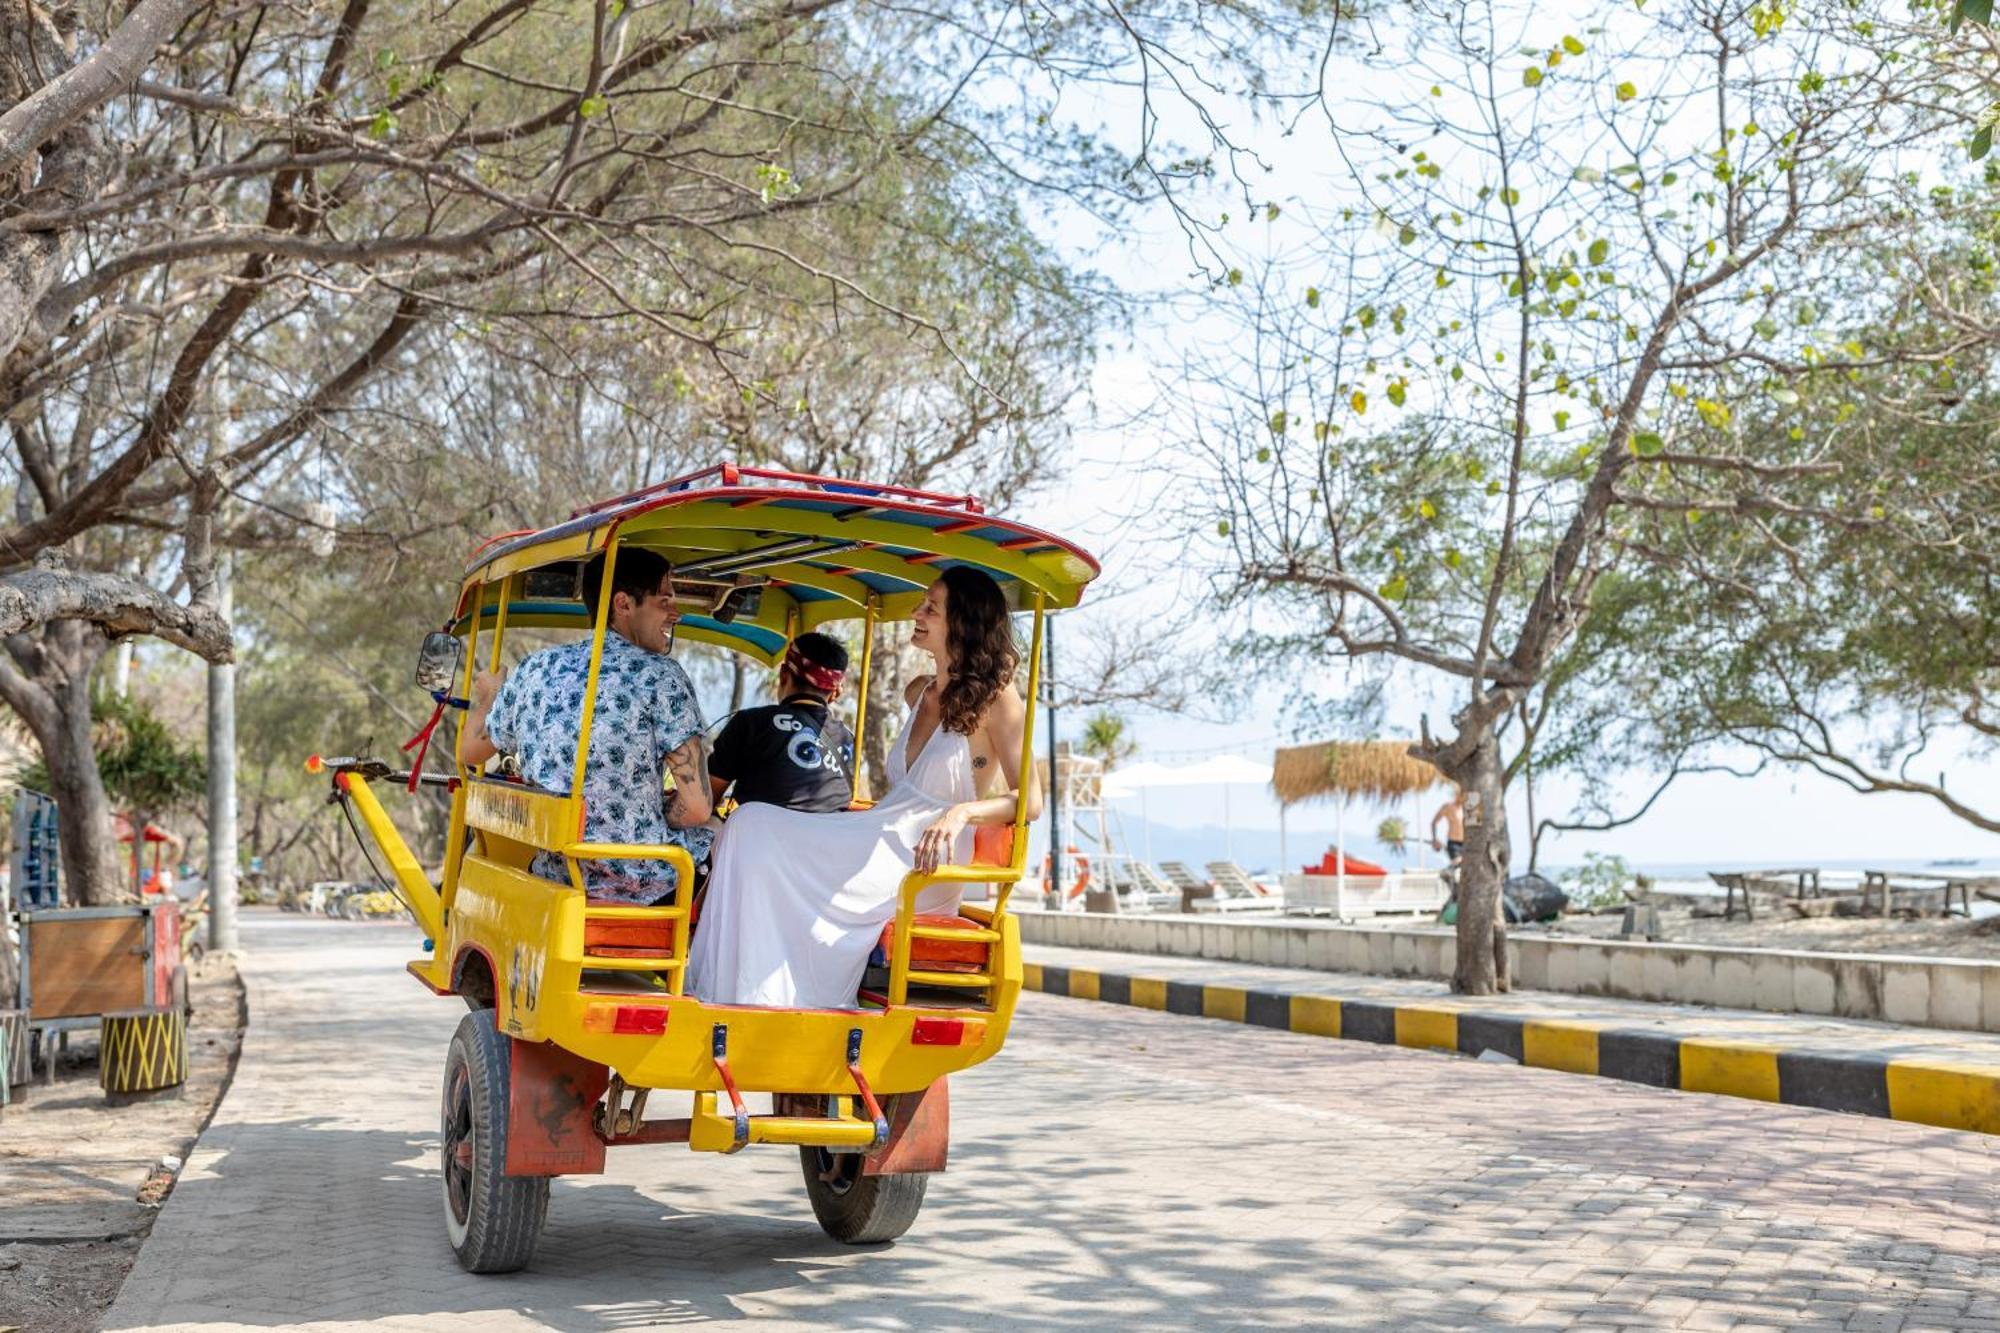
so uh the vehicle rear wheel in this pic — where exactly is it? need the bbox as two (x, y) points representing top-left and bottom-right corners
(799, 1147), (927, 1244)
(441, 1009), (548, 1273)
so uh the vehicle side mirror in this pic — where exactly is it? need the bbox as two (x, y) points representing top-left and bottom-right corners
(414, 632), (464, 694)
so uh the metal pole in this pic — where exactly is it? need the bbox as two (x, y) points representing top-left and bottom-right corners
(1279, 802), (1287, 877)
(1044, 618), (1061, 905)
(206, 551), (239, 955)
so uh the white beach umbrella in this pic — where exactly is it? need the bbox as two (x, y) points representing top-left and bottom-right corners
(1101, 754), (1273, 862)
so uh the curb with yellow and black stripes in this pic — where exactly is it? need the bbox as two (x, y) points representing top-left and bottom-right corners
(1023, 962), (2000, 1137)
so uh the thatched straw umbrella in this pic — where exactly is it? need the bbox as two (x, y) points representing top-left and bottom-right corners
(1271, 740), (1447, 878)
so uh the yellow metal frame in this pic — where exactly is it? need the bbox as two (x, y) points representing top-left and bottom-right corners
(347, 483), (1079, 1155)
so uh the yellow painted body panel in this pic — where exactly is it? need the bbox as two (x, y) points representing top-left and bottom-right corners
(464, 779), (582, 855)
(435, 851), (1020, 1096)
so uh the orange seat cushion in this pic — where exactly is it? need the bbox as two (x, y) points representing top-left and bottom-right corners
(878, 914), (990, 972)
(584, 897), (675, 956)
(971, 825), (1013, 867)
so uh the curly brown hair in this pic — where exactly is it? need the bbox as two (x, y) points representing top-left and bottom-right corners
(936, 566), (1018, 735)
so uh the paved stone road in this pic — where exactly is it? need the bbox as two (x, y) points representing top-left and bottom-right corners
(106, 914), (1999, 1331)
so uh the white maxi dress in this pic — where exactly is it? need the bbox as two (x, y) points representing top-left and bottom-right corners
(687, 684), (975, 1009)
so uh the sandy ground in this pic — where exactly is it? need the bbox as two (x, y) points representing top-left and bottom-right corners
(1527, 897), (2000, 959)
(0, 953), (245, 1333)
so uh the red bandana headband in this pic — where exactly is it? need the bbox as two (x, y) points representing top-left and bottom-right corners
(784, 644), (845, 692)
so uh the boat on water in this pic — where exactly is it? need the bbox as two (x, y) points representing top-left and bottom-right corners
(1930, 858), (1980, 867)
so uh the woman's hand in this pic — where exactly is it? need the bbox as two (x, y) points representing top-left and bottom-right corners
(914, 804), (971, 874)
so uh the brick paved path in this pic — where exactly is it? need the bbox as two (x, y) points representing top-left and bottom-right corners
(105, 914), (2000, 1331)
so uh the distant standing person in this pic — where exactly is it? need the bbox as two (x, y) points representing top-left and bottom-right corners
(708, 632), (856, 814)
(1431, 787), (1465, 864)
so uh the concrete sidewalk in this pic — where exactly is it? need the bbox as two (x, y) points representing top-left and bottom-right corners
(1024, 944), (2000, 1136)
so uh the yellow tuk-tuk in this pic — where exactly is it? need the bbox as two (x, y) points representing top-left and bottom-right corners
(316, 463), (1097, 1273)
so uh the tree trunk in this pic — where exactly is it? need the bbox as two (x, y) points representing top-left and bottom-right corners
(1449, 730), (1511, 996)
(129, 806), (153, 894)
(43, 691), (125, 905)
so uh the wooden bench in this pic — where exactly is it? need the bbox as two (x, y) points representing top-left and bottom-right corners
(1859, 870), (1985, 918)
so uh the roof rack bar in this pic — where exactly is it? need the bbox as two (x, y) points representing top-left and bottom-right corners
(674, 537), (856, 579)
(569, 462), (984, 519)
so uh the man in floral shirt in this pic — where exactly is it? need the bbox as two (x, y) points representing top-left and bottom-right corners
(460, 548), (712, 904)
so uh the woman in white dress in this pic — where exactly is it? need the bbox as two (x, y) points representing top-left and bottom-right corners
(688, 566), (1042, 1008)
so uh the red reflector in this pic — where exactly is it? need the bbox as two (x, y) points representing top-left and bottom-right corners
(612, 1006), (668, 1035)
(911, 1017), (966, 1046)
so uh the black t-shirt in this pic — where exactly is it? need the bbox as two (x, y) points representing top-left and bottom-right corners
(710, 697), (855, 813)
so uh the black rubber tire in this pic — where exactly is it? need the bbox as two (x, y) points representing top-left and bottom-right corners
(441, 1009), (549, 1273)
(799, 1147), (928, 1244)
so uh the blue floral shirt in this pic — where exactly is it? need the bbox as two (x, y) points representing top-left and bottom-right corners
(485, 632), (711, 903)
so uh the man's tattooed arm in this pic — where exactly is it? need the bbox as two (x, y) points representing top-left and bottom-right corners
(665, 737), (714, 827)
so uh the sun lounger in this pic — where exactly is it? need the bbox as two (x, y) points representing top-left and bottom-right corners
(1196, 861), (1283, 913)
(1205, 861), (1276, 898)
(1157, 860), (1216, 913)
(1121, 861), (1181, 911)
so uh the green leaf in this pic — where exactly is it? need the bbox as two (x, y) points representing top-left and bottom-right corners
(1227, 268), (1244, 286)
(1501, 187), (1522, 207)
(1554, 410), (1571, 430)
(1397, 223), (1419, 245)
(1378, 573), (1408, 601)
(1387, 380), (1408, 407)
(1562, 34), (1586, 54)
(1955, 0), (1994, 33)
(1266, 203), (1281, 221)
(1523, 66), (1545, 88)
(579, 95), (608, 119)
(1358, 305), (1377, 328)
(1631, 430), (1665, 457)
(1754, 316), (1779, 340)
(1216, 520), (1232, 536)
(1573, 166), (1602, 182)
(1614, 81), (1637, 102)
(369, 109), (396, 138)
(1256, 447), (1272, 463)
(1443, 549), (1462, 570)
(1587, 238), (1610, 265)
(1768, 387), (1800, 406)
(1975, 125), (1994, 161)
(1350, 390), (1368, 415)
(1305, 287), (1321, 308)
(1418, 498), (1437, 519)
(1269, 411), (1288, 434)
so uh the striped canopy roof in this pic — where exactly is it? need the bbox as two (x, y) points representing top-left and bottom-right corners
(452, 464), (1100, 665)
